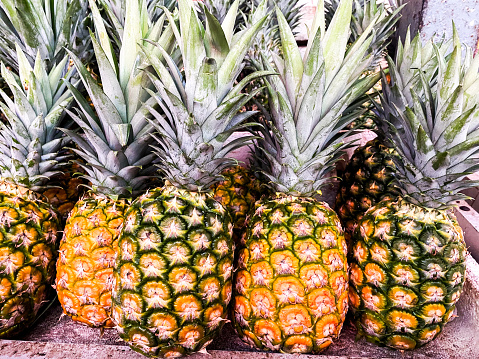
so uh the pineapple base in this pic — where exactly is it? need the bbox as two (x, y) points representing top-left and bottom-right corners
(233, 195), (349, 354)
(56, 194), (126, 328)
(111, 186), (234, 357)
(0, 181), (59, 338)
(350, 198), (467, 350)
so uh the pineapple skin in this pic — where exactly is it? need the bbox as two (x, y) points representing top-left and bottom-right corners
(40, 163), (87, 225)
(0, 182), (59, 338)
(349, 198), (467, 350)
(56, 195), (126, 328)
(233, 195), (349, 354)
(336, 139), (399, 245)
(111, 186), (234, 357)
(212, 166), (261, 246)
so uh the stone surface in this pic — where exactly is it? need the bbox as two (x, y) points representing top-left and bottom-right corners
(420, 0), (479, 49)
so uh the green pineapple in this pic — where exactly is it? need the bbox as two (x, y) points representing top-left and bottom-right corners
(110, 0), (268, 356)
(0, 45), (76, 337)
(349, 28), (478, 350)
(232, 0), (383, 354)
(55, 0), (174, 328)
(336, 31), (452, 243)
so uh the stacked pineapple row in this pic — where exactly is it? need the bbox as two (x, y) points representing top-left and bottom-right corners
(0, 0), (478, 357)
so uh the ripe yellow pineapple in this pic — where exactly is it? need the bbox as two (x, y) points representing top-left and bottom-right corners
(110, 0), (268, 356)
(57, 196), (126, 326)
(232, 0), (383, 353)
(55, 0), (174, 327)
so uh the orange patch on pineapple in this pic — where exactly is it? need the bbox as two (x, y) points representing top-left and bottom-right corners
(142, 281), (170, 309)
(364, 263), (387, 286)
(56, 266), (77, 290)
(294, 239), (321, 263)
(234, 295), (252, 326)
(0, 277), (12, 299)
(91, 247), (116, 270)
(250, 288), (276, 319)
(386, 310), (419, 331)
(81, 305), (110, 327)
(119, 263), (142, 290)
(349, 263), (364, 286)
(279, 305), (312, 335)
(222, 280), (233, 304)
(270, 250), (298, 275)
(178, 324), (204, 350)
(235, 270), (252, 295)
(139, 253), (166, 278)
(147, 312), (178, 340)
(253, 319), (282, 347)
(308, 288), (336, 317)
(283, 335), (313, 354)
(174, 294), (202, 321)
(70, 256), (95, 279)
(322, 249), (346, 272)
(204, 303), (225, 329)
(329, 271), (348, 296)
(89, 227), (114, 246)
(250, 262), (274, 287)
(421, 303), (446, 324)
(198, 277), (221, 303)
(273, 277), (305, 304)
(169, 267), (197, 293)
(58, 290), (82, 315)
(315, 313), (340, 340)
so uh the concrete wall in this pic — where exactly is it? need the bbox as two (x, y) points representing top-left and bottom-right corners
(296, 0), (479, 52)
(420, 0), (479, 49)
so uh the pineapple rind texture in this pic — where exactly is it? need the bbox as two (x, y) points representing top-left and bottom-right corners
(0, 181), (59, 338)
(336, 138), (400, 244)
(112, 186), (234, 357)
(350, 198), (467, 350)
(212, 166), (261, 246)
(234, 195), (348, 354)
(56, 194), (126, 328)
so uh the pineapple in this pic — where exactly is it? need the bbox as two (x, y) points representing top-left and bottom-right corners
(232, 0), (382, 353)
(110, 0), (268, 356)
(336, 138), (400, 246)
(325, 0), (402, 68)
(39, 150), (89, 224)
(336, 32), (453, 244)
(212, 166), (261, 247)
(349, 28), (479, 350)
(0, 46), (76, 337)
(0, 0), (92, 72)
(55, 0), (174, 328)
(0, 0), (94, 219)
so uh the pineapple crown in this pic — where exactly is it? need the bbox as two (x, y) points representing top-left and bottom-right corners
(374, 29), (451, 138)
(325, 0), (403, 68)
(0, 46), (76, 190)
(0, 0), (92, 72)
(254, 0), (382, 197)
(62, 0), (175, 199)
(378, 26), (479, 209)
(144, 0), (270, 192)
(97, 0), (177, 50)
